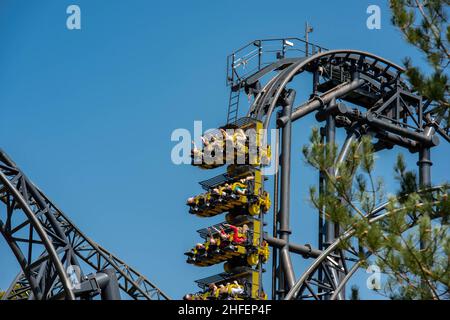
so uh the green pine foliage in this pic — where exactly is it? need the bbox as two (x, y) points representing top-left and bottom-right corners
(300, 0), (449, 299)
(390, 0), (449, 126)
(303, 128), (450, 299)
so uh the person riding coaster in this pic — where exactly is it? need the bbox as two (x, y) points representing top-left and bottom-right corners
(190, 126), (271, 168)
(187, 181), (237, 205)
(186, 224), (270, 267)
(185, 223), (250, 265)
(186, 175), (265, 217)
(183, 280), (248, 300)
(210, 224), (247, 253)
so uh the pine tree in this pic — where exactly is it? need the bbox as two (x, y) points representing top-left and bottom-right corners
(389, 0), (449, 126)
(303, 128), (450, 299)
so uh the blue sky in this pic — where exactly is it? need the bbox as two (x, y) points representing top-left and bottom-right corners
(0, 0), (448, 299)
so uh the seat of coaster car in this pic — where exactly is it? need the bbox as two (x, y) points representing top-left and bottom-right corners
(188, 170), (259, 216)
(193, 197), (248, 217)
(187, 245), (247, 267)
(195, 267), (259, 300)
(185, 232), (255, 261)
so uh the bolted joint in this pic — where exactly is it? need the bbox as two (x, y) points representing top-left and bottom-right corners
(276, 89), (296, 128)
(277, 228), (292, 235)
(279, 89), (297, 108)
(315, 102), (349, 122)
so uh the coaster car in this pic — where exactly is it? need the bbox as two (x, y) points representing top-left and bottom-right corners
(187, 180), (270, 218)
(185, 226), (269, 268)
(190, 118), (272, 169)
(191, 144), (271, 169)
(184, 280), (249, 300)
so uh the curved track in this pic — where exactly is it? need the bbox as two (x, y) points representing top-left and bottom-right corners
(0, 149), (169, 300)
(225, 39), (449, 300)
(1, 38), (448, 300)
(284, 185), (448, 300)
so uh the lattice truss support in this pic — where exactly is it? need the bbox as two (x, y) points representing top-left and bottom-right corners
(0, 150), (169, 300)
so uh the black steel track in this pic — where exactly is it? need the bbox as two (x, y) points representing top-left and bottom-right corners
(0, 149), (169, 300)
(1, 40), (448, 301)
(228, 44), (449, 300)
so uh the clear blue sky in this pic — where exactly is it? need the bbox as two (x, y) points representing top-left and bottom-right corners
(0, 0), (448, 299)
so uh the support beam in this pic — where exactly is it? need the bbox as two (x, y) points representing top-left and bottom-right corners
(271, 128), (280, 300)
(364, 112), (439, 147)
(325, 98), (336, 247)
(278, 89), (296, 292)
(335, 130), (359, 177)
(417, 145), (432, 298)
(315, 102), (348, 122)
(316, 105), (439, 147)
(97, 269), (121, 300)
(318, 127), (326, 297)
(277, 79), (365, 127)
(374, 130), (419, 151)
(264, 235), (322, 258)
(0, 171), (75, 300)
(71, 268), (121, 300)
(418, 148), (432, 188)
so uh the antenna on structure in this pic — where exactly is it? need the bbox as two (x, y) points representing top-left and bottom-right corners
(305, 22), (314, 56)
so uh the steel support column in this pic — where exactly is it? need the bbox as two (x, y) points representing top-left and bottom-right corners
(418, 148), (432, 188)
(278, 89), (296, 294)
(317, 127), (326, 298)
(98, 269), (121, 300)
(271, 128), (280, 300)
(325, 97), (345, 299)
(418, 146), (432, 298)
(325, 98), (336, 246)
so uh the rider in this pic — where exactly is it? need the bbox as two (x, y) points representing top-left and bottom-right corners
(224, 224), (248, 245)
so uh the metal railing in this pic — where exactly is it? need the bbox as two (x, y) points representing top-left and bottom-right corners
(226, 37), (328, 87)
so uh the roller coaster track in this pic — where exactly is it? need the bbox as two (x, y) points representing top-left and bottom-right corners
(0, 149), (169, 300)
(222, 38), (450, 300)
(283, 185), (448, 300)
(1, 37), (449, 300)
